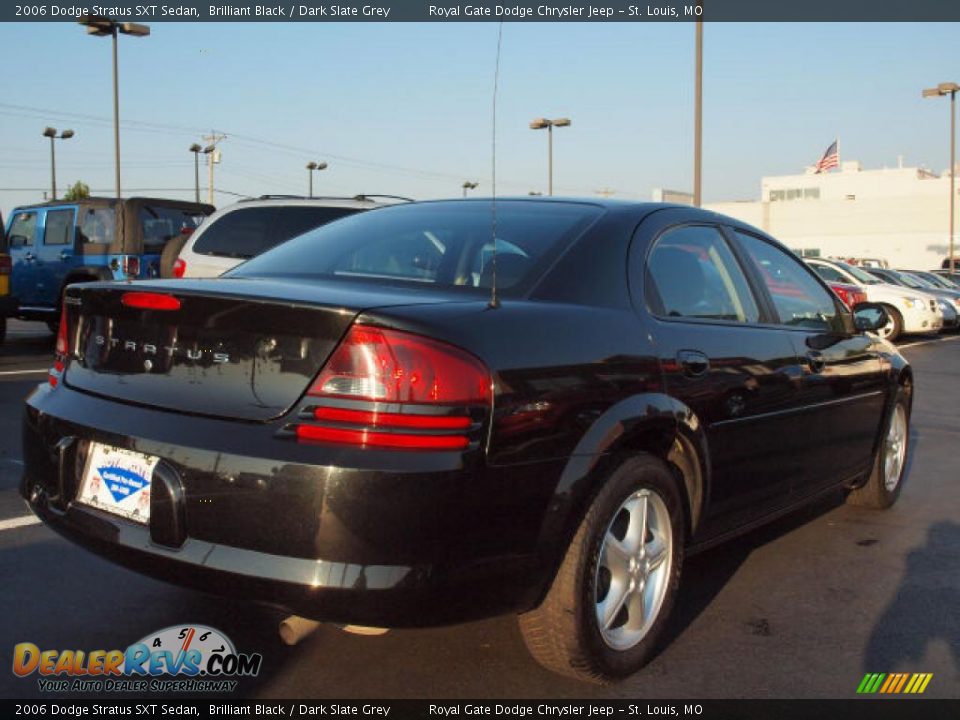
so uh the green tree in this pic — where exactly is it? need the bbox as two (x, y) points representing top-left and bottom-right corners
(63, 181), (90, 201)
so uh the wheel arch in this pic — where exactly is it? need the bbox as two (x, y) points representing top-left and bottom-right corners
(524, 392), (711, 610)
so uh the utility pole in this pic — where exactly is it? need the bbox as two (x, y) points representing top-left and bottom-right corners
(203, 132), (226, 205)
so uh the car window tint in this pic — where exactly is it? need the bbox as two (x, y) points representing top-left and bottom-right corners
(647, 225), (760, 323)
(735, 231), (838, 331)
(229, 201), (602, 295)
(8, 212), (37, 247)
(139, 205), (208, 253)
(43, 209), (74, 246)
(193, 206), (362, 259)
(809, 262), (847, 283)
(78, 207), (116, 245)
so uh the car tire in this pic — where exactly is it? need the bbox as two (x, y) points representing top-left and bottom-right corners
(160, 234), (190, 279)
(847, 386), (911, 509)
(877, 305), (903, 342)
(518, 455), (685, 684)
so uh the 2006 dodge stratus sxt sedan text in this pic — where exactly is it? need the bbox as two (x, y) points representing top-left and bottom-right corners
(22, 199), (912, 683)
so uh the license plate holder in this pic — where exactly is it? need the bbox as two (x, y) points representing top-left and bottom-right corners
(77, 443), (159, 524)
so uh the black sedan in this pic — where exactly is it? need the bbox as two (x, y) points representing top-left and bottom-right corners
(21, 199), (911, 683)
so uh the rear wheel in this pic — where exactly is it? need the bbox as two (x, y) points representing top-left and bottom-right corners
(847, 387), (910, 509)
(518, 455), (684, 683)
(877, 305), (902, 342)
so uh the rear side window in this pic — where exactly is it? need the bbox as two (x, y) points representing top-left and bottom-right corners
(229, 201), (603, 294)
(139, 205), (208, 253)
(734, 231), (840, 331)
(78, 207), (116, 245)
(646, 225), (760, 323)
(8, 212), (38, 247)
(43, 209), (74, 246)
(193, 206), (362, 259)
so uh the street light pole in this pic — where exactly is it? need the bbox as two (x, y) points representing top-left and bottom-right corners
(923, 81), (960, 273)
(189, 144), (202, 203)
(43, 127), (74, 201)
(694, 17), (703, 207)
(529, 117), (571, 196)
(306, 161), (327, 198)
(78, 16), (150, 201)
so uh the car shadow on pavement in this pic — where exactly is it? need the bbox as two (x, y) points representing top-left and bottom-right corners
(862, 520), (960, 675)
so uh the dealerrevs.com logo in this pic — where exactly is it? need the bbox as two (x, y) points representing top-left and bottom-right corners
(12, 625), (262, 693)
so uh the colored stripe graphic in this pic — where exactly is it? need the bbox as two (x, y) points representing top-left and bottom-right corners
(858, 672), (932, 694)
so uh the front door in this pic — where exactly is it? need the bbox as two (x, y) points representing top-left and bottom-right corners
(8, 210), (41, 307)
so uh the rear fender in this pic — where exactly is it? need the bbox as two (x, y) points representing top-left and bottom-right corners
(524, 392), (710, 608)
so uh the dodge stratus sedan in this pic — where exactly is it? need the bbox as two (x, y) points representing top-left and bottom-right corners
(22, 199), (911, 683)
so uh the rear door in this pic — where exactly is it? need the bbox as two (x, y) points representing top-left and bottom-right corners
(633, 211), (805, 538)
(8, 209), (41, 306)
(729, 228), (887, 497)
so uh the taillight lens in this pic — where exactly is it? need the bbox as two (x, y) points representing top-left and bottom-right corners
(123, 256), (140, 278)
(830, 284), (853, 309)
(309, 325), (491, 404)
(295, 325), (491, 451)
(50, 303), (69, 388)
(172, 259), (186, 278)
(0, 255), (11, 276)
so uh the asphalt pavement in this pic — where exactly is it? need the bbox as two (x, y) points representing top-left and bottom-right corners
(0, 319), (957, 700)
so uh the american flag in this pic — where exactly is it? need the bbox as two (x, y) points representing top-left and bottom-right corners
(814, 140), (839, 173)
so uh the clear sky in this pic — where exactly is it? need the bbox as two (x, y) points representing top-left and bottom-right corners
(0, 21), (957, 218)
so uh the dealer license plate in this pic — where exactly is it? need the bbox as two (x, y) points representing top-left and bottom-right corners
(77, 443), (159, 524)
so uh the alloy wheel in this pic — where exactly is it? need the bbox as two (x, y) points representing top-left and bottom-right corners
(884, 403), (908, 492)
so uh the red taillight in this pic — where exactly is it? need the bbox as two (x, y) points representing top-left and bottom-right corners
(309, 325), (491, 404)
(295, 325), (491, 451)
(0, 255), (11, 276)
(172, 258), (186, 278)
(50, 303), (69, 387)
(123, 256), (140, 278)
(121, 292), (181, 311)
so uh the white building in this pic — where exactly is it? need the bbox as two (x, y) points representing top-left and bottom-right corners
(705, 161), (958, 269)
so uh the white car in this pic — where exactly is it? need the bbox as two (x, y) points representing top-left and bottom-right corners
(173, 195), (390, 279)
(806, 258), (942, 341)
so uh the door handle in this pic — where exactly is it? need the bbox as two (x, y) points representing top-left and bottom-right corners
(677, 350), (710, 377)
(24, 252), (35, 262)
(59, 250), (71, 261)
(806, 350), (826, 373)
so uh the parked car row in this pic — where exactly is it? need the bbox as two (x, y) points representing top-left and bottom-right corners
(20, 197), (913, 683)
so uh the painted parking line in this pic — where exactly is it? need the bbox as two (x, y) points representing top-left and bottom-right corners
(0, 369), (48, 376)
(897, 335), (960, 350)
(0, 514), (41, 532)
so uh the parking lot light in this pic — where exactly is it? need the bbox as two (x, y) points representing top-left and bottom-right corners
(306, 161), (328, 198)
(462, 181), (479, 197)
(189, 144), (203, 203)
(529, 117), (572, 196)
(77, 15), (150, 202)
(42, 127), (74, 200)
(923, 81), (960, 273)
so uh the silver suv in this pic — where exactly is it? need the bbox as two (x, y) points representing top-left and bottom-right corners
(170, 195), (401, 278)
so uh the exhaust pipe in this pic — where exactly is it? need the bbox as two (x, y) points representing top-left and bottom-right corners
(278, 615), (320, 646)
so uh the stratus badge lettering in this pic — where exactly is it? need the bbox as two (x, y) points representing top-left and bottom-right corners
(94, 335), (230, 364)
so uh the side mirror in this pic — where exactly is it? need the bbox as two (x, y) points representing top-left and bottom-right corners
(853, 303), (889, 332)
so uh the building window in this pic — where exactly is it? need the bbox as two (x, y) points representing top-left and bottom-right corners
(769, 187), (819, 202)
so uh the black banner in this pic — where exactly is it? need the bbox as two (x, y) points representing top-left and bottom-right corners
(4, 0), (960, 23)
(1, 700), (959, 720)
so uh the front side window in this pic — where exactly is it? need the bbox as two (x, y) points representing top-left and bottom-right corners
(78, 207), (116, 245)
(735, 231), (839, 331)
(8, 212), (37, 247)
(646, 225), (760, 323)
(43, 209), (74, 246)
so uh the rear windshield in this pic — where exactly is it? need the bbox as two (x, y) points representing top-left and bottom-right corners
(140, 205), (208, 253)
(194, 206), (363, 260)
(227, 201), (604, 294)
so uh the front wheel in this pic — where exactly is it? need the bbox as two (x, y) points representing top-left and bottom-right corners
(518, 455), (685, 683)
(877, 305), (903, 343)
(847, 387), (911, 509)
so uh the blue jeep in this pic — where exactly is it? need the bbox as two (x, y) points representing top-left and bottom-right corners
(5, 197), (214, 328)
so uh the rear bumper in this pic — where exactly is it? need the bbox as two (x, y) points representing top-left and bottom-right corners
(21, 383), (563, 627)
(900, 304), (942, 334)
